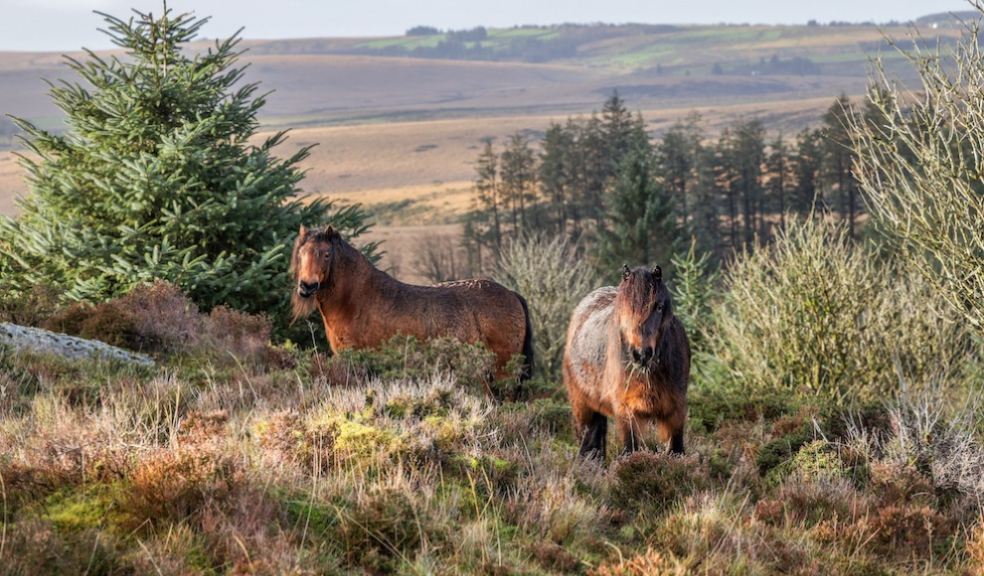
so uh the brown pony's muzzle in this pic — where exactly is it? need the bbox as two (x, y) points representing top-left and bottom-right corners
(297, 281), (319, 298)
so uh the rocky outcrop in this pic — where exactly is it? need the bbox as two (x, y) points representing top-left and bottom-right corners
(0, 322), (154, 367)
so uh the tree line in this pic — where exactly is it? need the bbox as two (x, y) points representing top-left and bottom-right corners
(459, 92), (871, 277)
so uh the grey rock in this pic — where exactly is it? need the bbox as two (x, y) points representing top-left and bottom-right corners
(0, 322), (155, 367)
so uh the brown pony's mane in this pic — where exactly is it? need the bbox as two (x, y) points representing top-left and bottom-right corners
(290, 225), (354, 322)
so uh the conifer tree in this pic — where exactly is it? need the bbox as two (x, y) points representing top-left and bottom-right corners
(472, 138), (503, 253)
(500, 132), (537, 231)
(793, 127), (825, 214)
(538, 122), (574, 234)
(595, 150), (683, 274)
(766, 134), (791, 232)
(822, 94), (859, 237)
(0, 6), (372, 319)
(658, 112), (703, 228)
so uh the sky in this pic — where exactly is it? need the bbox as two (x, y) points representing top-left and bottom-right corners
(0, 0), (973, 51)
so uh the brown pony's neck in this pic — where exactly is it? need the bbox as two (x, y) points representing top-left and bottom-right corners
(314, 237), (398, 338)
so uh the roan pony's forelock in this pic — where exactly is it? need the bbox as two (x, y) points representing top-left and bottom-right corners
(616, 268), (667, 323)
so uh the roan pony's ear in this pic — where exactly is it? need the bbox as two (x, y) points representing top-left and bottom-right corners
(652, 265), (662, 282)
(622, 264), (631, 280)
(299, 224), (308, 237)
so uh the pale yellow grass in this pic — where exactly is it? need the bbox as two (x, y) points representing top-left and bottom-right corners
(0, 96), (840, 221)
(0, 152), (24, 215)
(359, 223), (464, 283)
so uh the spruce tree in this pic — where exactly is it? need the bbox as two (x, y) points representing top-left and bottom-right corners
(0, 7), (371, 319)
(472, 138), (502, 253)
(595, 150), (683, 275)
(500, 132), (537, 231)
(538, 122), (574, 234)
(822, 94), (859, 237)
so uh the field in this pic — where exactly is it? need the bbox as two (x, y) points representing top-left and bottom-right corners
(1, 220), (982, 574)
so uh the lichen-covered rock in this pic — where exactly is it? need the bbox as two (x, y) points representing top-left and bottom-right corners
(0, 322), (154, 367)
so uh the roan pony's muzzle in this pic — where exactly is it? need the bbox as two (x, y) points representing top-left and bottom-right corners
(297, 281), (319, 298)
(631, 346), (656, 366)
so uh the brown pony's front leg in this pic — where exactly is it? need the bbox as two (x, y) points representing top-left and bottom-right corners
(616, 416), (645, 456)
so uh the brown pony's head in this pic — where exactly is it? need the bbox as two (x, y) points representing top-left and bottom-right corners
(615, 264), (673, 366)
(290, 225), (338, 320)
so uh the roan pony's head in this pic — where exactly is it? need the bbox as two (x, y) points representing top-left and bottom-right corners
(290, 225), (338, 320)
(615, 264), (673, 367)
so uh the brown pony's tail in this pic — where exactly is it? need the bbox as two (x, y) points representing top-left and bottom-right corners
(516, 293), (535, 381)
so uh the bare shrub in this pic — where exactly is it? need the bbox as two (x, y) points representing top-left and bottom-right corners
(38, 281), (285, 369)
(43, 280), (202, 353)
(845, 385), (984, 503)
(496, 234), (598, 379)
(411, 234), (473, 283)
(848, 11), (984, 330)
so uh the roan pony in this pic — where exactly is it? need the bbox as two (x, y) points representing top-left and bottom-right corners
(291, 225), (534, 380)
(563, 264), (690, 460)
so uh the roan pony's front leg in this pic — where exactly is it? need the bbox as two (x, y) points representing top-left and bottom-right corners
(616, 415), (646, 456)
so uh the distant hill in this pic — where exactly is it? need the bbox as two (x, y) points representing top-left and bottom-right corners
(245, 21), (960, 73)
(916, 11), (981, 28)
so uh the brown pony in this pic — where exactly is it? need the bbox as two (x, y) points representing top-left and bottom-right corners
(291, 225), (534, 380)
(563, 264), (690, 460)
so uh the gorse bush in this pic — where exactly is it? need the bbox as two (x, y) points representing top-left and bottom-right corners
(709, 217), (974, 405)
(669, 239), (717, 354)
(496, 234), (598, 379)
(0, 7), (372, 326)
(849, 11), (984, 330)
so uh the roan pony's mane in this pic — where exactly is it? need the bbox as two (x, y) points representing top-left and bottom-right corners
(615, 266), (670, 324)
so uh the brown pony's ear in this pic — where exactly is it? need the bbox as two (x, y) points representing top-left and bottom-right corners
(299, 224), (308, 237)
(622, 264), (631, 280)
(653, 265), (662, 282)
